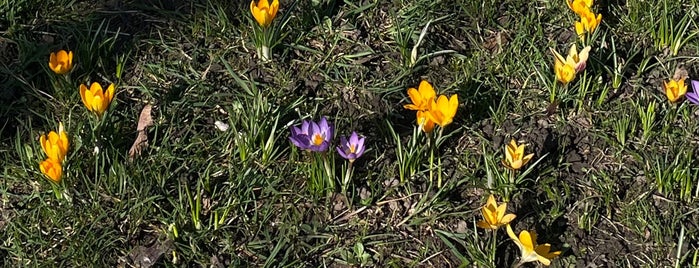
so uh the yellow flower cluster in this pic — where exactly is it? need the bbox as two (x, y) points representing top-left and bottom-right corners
(477, 195), (561, 266)
(39, 123), (69, 183)
(403, 80), (458, 133)
(549, 0), (599, 86)
(41, 50), (118, 183)
(567, 0), (602, 40)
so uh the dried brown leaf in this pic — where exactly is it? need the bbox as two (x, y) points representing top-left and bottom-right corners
(136, 104), (153, 131)
(124, 240), (173, 268)
(129, 104), (153, 161)
(673, 67), (688, 81)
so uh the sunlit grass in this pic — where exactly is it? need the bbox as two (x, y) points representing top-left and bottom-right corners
(1, 0), (699, 267)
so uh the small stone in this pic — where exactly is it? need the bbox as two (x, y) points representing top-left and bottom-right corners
(214, 121), (229, 132)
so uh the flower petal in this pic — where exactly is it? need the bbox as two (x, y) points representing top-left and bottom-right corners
(355, 137), (366, 156)
(505, 140), (516, 164)
(406, 88), (422, 109)
(40, 134), (48, 157)
(506, 224), (523, 250)
(105, 83), (116, 107)
(318, 117), (328, 131)
(448, 94), (458, 117)
(337, 145), (349, 159)
(258, 0), (270, 9)
(501, 213), (516, 225)
(686, 92), (699, 105)
(496, 203), (507, 222)
(575, 21), (585, 36)
(270, 0), (279, 18)
(301, 120), (311, 135)
(480, 203), (494, 223)
(80, 84), (90, 110)
(418, 80), (436, 100)
(486, 194), (496, 208)
(518, 230), (535, 251)
(57, 50), (68, 61)
(92, 95), (104, 115)
(90, 82), (103, 97)
(549, 48), (565, 64)
(536, 254), (552, 266)
(84, 87), (95, 112)
(515, 143), (525, 158)
(678, 78), (687, 97)
(477, 220), (494, 230)
(522, 153), (534, 166)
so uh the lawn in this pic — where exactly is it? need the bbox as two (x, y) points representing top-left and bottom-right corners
(1, 0), (699, 267)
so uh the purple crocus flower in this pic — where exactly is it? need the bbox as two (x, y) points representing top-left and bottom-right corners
(337, 132), (366, 162)
(289, 117), (333, 152)
(687, 80), (699, 105)
(290, 119), (312, 150)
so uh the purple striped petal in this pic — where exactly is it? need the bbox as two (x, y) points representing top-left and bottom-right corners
(686, 91), (699, 105)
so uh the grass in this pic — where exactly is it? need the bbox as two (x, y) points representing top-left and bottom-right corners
(2, 0), (699, 267)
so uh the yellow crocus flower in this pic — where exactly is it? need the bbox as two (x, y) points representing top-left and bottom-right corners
(250, 0), (279, 28)
(575, 10), (602, 37)
(551, 48), (576, 85)
(502, 139), (534, 170)
(404, 80), (436, 111)
(506, 224), (561, 266)
(40, 159), (63, 183)
(40, 122), (69, 163)
(551, 44), (591, 84)
(48, 50), (74, 75)
(566, 0), (593, 15)
(427, 94), (458, 128)
(665, 78), (687, 103)
(80, 82), (116, 116)
(477, 195), (516, 230)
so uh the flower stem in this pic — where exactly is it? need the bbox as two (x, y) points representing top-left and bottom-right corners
(323, 153), (334, 192)
(505, 169), (515, 201)
(428, 135), (434, 186)
(258, 26), (271, 62)
(436, 128), (444, 188)
(260, 45), (270, 62)
(511, 260), (524, 268)
(51, 183), (62, 200)
(550, 81), (558, 104)
(490, 230), (497, 265)
(342, 161), (353, 195)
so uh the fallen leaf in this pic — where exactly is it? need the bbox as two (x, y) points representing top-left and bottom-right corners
(210, 255), (225, 268)
(124, 239), (173, 268)
(129, 104), (153, 161)
(673, 67), (688, 81)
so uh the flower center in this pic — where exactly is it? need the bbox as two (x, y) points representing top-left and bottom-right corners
(512, 152), (521, 160)
(312, 133), (324, 146)
(349, 144), (356, 153)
